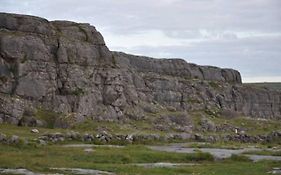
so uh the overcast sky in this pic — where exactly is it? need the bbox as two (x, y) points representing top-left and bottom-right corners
(1, 0), (281, 82)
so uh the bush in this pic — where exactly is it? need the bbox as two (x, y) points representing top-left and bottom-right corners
(35, 109), (60, 128)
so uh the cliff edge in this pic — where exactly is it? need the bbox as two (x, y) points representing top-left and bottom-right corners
(0, 13), (280, 128)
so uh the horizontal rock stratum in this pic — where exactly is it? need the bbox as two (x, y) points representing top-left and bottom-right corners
(0, 13), (280, 127)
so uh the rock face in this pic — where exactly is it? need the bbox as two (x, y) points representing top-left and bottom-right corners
(0, 13), (280, 127)
(114, 52), (242, 83)
(114, 52), (281, 119)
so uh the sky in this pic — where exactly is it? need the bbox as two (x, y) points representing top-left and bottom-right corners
(1, 0), (281, 82)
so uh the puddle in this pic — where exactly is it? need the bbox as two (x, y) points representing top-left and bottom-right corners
(246, 155), (281, 162)
(148, 146), (247, 158)
(268, 167), (281, 174)
(0, 168), (115, 175)
(84, 148), (95, 153)
(62, 144), (124, 148)
(0, 168), (61, 175)
(50, 168), (115, 175)
(148, 145), (281, 161)
(133, 162), (198, 168)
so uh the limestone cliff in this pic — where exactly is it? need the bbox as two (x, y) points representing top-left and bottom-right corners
(0, 13), (280, 127)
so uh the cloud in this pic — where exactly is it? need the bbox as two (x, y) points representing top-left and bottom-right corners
(115, 34), (281, 80)
(0, 0), (281, 82)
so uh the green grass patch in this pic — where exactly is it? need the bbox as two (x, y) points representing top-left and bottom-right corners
(0, 144), (279, 175)
(184, 141), (281, 150)
(244, 82), (281, 91)
(182, 160), (280, 175)
(71, 145), (214, 164)
(191, 110), (281, 136)
(0, 124), (68, 140)
(228, 154), (251, 162)
(71, 117), (168, 136)
(35, 109), (61, 128)
(242, 150), (281, 156)
(0, 144), (212, 170)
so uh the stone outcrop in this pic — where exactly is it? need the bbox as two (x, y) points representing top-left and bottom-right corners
(113, 51), (281, 119)
(114, 52), (241, 83)
(0, 13), (280, 127)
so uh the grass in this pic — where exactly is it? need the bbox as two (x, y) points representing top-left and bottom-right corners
(71, 88), (85, 96)
(228, 154), (251, 162)
(0, 119), (162, 143)
(71, 145), (214, 164)
(229, 117), (281, 135)
(0, 122), (280, 175)
(242, 150), (281, 156)
(72, 110), (191, 136)
(187, 142), (254, 149)
(0, 144), (212, 172)
(72, 119), (165, 135)
(184, 141), (281, 150)
(2, 110), (280, 146)
(0, 124), (67, 139)
(35, 108), (61, 128)
(184, 160), (280, 175)
(0, 143), (279, 175)
(244, 82), (281, 91)
(191, 111), (281, 136)
(209, 81), (221, 89)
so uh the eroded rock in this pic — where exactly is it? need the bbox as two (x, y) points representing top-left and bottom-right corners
(0, 12), (280, 129)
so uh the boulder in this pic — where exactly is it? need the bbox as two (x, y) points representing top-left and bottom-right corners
(31, 128), (39, 133)
(83, 133), (94, 142)
(199, 117), (216, 132)
(8, 135), (20, 144)
(0, 133), (7, 142)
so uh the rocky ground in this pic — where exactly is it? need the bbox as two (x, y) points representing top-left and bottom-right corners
(0, 116), (280, 174)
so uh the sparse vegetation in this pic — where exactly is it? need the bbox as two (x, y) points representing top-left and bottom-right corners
(35, 108), (61, 128)
(187, 97), (201, 104)
(0, 76), (8, 83)
(244, 82), (281, 91)
(72, 88), (85, 96)
(191, 110), (281, 136)
(228, 154), (251, 162)
(242, 150), (281, 156)
(209, 81), (221, 89)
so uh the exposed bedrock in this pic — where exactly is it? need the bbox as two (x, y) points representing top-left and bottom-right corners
(0, 13), (280, 127)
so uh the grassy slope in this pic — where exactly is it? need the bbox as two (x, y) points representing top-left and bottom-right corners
(1, 111), (281, 144)
(191, 111), (281, 135)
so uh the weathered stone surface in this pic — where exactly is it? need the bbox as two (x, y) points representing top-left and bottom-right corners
(0, 12), (280, 128)
(0, 133), (7, 142)
(200, 117), (216, 132)
(114, 52), (242, 83)
(8, 135), (20, 144)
